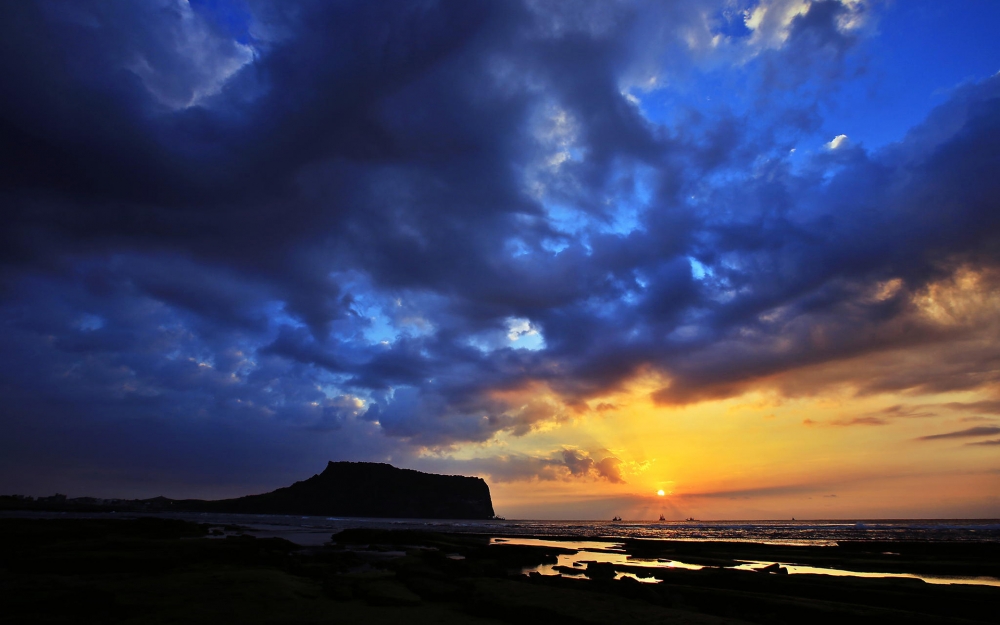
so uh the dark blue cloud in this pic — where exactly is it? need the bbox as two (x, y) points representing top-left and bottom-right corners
(2, 0), (1000, 494)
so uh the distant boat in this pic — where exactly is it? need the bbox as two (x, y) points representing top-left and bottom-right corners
(612, 516), (622, 522)
(685, 517), (697, 522)
(658, 514), (666, 522)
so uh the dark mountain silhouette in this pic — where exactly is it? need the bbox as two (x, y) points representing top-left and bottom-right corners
(195, 462), (495, 519)
(2, 462), (496, 520)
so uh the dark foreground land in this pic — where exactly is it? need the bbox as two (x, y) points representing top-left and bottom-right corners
(1, 519), (998, 624)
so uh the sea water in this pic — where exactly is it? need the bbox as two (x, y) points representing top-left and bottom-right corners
(4, 511), (999, 545)
(4, 512), (999, 586)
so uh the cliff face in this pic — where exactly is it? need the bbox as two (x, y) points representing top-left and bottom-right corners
(207, 462), (495, 519)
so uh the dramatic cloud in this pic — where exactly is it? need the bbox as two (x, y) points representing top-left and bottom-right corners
(416, 448), (626, 485)
(943, 401), (1000, 415)
(830, 404), (937, 426)
(1, 0), (999, 503)
(918, 427), (1000, 441)
(561, 449), (625, 484)
(967, 439), (1000, 447)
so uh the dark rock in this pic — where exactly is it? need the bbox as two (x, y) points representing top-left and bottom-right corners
(1, 462), (495, 520)
(585, 561), (617, 580)
(185, 462), (494, 519)
(553, 565), (587, 576)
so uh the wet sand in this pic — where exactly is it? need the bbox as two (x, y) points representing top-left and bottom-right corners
(1, 518), (998, 624)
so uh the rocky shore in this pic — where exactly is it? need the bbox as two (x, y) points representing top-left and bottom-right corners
(2, 518), (998, 624)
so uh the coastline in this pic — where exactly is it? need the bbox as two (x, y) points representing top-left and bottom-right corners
(2, 515), (998, 624)
(5, 509), (998, 541)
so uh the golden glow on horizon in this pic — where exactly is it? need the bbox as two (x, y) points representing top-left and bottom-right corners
(479, 378), (1000, 519)
(448, 266), (1000, 519)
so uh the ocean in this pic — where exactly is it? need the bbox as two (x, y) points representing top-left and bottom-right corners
(4, 511), (998, 546)
(5, 511), (1000, 587)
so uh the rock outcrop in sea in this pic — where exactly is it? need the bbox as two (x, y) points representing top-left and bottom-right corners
(1, 462), (496, 520)
(200, 461), (495, 519)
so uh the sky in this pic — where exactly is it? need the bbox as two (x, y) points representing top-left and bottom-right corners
(1, 0), (1000, 520)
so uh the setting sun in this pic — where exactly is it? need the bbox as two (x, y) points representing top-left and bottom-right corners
(657, 490), (665, 497)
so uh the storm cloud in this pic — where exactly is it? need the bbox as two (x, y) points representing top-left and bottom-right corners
(2, 0), (999, 496)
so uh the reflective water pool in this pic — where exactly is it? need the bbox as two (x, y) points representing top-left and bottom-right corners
(494, 537), (1000, 587)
